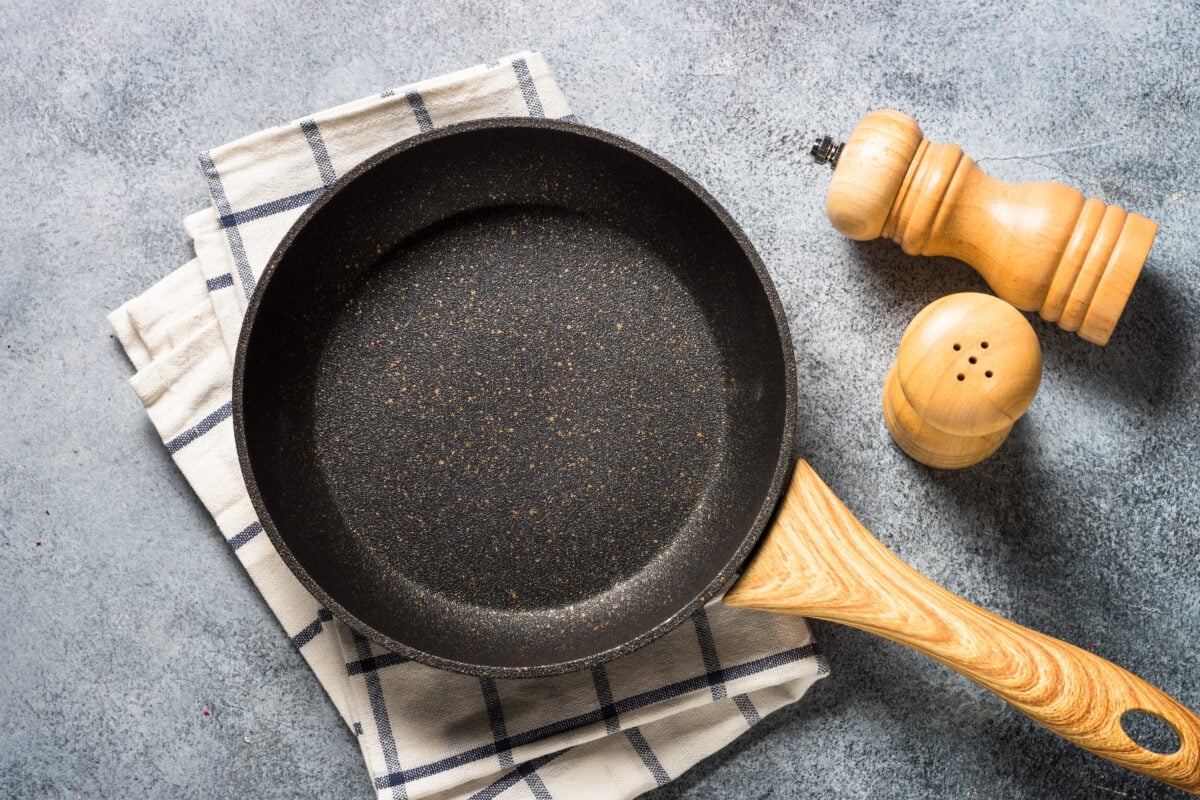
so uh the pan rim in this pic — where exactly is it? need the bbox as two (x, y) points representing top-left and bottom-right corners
(233, 117), (797, 678)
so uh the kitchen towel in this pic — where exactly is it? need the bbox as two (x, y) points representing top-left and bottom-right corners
(109, 52), (827, 800)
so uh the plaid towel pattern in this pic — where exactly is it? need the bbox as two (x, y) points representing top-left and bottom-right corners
(109, 52), (827, 800)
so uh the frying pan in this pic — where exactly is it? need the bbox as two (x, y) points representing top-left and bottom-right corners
(234, 118), (1200, 793)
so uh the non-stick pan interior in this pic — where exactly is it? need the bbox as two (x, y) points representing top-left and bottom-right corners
(236, 120), (794, 675)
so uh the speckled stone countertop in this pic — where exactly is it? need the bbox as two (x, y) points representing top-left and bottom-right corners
(2, 1), (1198, 798)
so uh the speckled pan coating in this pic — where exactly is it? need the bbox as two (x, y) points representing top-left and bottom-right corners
(234, 119), (796, 678)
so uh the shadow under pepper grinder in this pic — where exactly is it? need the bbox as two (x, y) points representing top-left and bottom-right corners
(812, 109), (1158, 346)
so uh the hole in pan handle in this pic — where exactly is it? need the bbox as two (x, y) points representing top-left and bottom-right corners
(724, 461), (1200, 795)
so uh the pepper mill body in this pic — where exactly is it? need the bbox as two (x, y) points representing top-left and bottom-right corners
(822, 110), (1158, 346)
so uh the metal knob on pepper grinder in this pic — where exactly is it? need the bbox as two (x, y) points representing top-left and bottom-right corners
(883, 293), (1042, 469)
(813, 109), (1158, 346)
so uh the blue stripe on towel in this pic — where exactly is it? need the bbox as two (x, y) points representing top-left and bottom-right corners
(355, 631), (408, 799)
(164, 401), (232, 454)
(512, 58), (545, 117)
(228, 521), (262, 550)
(199, 153), (256, 300)
(405, 91), (434, 132)
(217, 187), (326, 230)
(205, 273), (234, 291)
(299, 119), (337, 186)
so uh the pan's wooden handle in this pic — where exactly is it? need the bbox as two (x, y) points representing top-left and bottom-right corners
(724, 461), (1200, 794)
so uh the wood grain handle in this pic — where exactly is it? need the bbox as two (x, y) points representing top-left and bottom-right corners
(725, 461), (1200, 794)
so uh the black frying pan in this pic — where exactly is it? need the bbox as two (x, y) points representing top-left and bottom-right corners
(235, 119), (794, 675)
(234, 118), (1200, 792)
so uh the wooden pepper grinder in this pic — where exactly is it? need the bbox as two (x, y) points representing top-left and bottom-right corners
(812, 110), (1158, 346)
(884, 293), (1042, 469)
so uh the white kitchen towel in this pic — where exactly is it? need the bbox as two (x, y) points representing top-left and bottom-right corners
(109, 52), (827, 800)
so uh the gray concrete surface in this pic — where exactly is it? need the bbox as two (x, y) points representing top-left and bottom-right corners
(2, 1), (1198, 797)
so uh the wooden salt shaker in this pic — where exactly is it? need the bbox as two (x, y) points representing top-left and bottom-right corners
(884, 293), (1042, 468)
(813, 110), (1158, 345)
